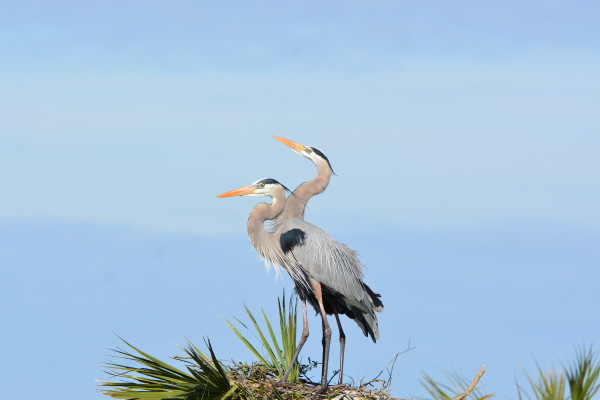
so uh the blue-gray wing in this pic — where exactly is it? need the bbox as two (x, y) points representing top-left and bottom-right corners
(279, 219), (377, 310)
(279, 219), (383, 341)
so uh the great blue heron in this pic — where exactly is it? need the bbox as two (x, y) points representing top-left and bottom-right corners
(271, 136), (383, 386)
(218, 175), (382, 393)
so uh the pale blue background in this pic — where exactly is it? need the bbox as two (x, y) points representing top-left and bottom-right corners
(1, 1), (599, 399)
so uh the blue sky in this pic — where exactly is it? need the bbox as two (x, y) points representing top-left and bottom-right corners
(1, 1), (599, 399)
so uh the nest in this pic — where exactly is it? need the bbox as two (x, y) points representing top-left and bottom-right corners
(228, 362), (402, 400)
(227, 362), (489, 400)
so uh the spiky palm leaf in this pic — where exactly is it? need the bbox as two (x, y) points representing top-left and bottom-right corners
(278, 295), (299, 382)
(100, 337), (243, 400)
(516, 346), (599, 400)
(517, 362), (566, 400)
(224, 292), (300, 383)
(566, 346), (600, 400)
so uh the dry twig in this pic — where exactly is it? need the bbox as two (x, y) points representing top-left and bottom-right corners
(449, 366), (494, 400)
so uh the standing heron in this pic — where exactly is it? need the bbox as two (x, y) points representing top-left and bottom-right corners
(272, 136), (383, 386)
(218, 176), (382, 393)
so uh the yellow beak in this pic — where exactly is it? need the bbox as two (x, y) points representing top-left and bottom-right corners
(273, 135), (306, 152)
(217, 185), (255, 198)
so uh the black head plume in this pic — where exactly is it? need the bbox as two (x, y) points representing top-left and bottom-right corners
(256, 178), (292, 193)
(310, 147), (336, 175)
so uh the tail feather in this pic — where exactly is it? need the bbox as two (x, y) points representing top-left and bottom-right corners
(328, 297), (380, 342)
(324, 283), (383, 342)
(364, 283), (384, 312)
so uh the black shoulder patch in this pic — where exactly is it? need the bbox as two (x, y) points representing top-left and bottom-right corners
(280, 228), (306, 254)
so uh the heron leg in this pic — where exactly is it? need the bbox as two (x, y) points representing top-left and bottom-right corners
(333, 307), (346, 386)
(310, 278), (331, 394)
(280, 297), (309, 383)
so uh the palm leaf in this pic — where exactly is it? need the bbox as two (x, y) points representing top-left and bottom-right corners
(100, 337), (239, 400)
(262, 308), (284, 366)
(242, 305), (281, 372)
(566, 346), (600, 400)
(516, 362), (566, 400)
(224, 291), (300, 382)
(224, 317), (273, 368)
(278, 295), (299, 382)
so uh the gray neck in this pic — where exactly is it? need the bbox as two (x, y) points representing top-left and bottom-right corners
(281, 158), (331, 221)
(247, 187), (313, 295)
(247, 190), (286, 265)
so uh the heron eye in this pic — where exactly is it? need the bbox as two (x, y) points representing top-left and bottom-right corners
(260, 183), (265, 187)
(307, 147), (313, 153)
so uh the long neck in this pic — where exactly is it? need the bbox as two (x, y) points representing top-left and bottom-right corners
(281, 158), (331, 221)
(247, 191), (285, 265)
(246, 189), (312, 293)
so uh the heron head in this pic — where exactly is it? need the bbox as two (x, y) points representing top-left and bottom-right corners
(273, 135), (335, 173)
(217, 178), (289, 198)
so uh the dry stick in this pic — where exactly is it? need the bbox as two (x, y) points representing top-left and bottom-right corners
(387, 366), (493, 400)
(360, 343), (416, 390)
(450, 365), (494, 400)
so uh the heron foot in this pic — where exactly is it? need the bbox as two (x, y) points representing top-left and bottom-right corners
(315, 384), (328, 394)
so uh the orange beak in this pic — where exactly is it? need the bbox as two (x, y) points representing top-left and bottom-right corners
(217, 185), (255, 198)
(273, 135), (305, 152)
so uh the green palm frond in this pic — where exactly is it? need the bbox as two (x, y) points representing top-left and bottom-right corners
(100, 337), (242, 400)
(224, 291), (300, 383)
(278, 295), (299, 381)
(566, 346), (600, 400)
(517, 346), (600, 400)
(517, 362), (566, 400)
(225, 307), (278, 372)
